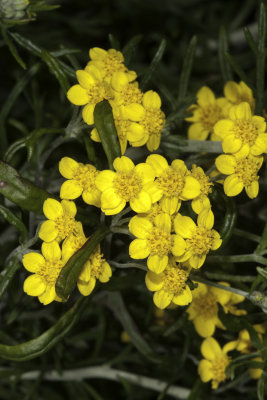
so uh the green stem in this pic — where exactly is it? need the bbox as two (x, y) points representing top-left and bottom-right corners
(161, 137), (223, 153)
(206, 254), (267, 266)
(192, 276), (249, 298)
(109, 261), (148, 272)
(110, 226), (132, 236)
(204, 271), (255, 282)
(233, 228), (261, 243)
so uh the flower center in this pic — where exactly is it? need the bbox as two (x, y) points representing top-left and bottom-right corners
(102, 54), (126, 77)
(199, 104), (223, 131)
(147, 227), (172, 256)
(119, 84), (143, 105)
(162, 264), (189, 294)
(113, 171), (142, 201)
(141, 108), (165, 136)
(191, 292), (218, 318)
(90, 250), (105, 279)
(156, 167), (185, 197)
(73, 163), (99, 192)
(234, 157), (262, 186)
(87, 81), (113, 104)
(233, 120), (258, 146)
(191, 165), (213, 197)
(39, 260), (63, 285)
(54, 216), (77, 242)
(211, 355), (230, 389)
(187, 227), (214, 255)
(115, 116), (130, 140)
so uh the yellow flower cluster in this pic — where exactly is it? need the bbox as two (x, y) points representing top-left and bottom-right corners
(67, 47), (165, 153)
(186, 81), (267, 200)
(22, 198), (111, 305)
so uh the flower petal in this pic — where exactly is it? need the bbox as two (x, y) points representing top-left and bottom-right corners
(99, 262), (112, 283)
(39, 220), (57, 242)
(82, 104), (95, 125)
(130, 190), (151, 213)
(224, 175), (244, 196)
(213, 119), (234, 138)
(198, 359), (213, 382)
(154, 213), (171, 233)
(215, 154), (236, 175)
(146, 154), (168, 176)
(42, 241), (61, 261)
(113, 156), (135, 172)
(76, 70), (95, 89)
(153, 289), (173, 309)
(95, 170), (116, 191)
(147, 255), (168, 273)
(23, 253), (45, 273)
(129, 239), (150, 259)
(134, 163), (155, 184)
(181, 176), (201, 200)
(172, 235), (186, 256)
(145, 270), (164, 291)
(24, 274), (46, 297)
(129, 216), (152, 239)
(61, 200), (77, 217)
(38, 285), (56, 305)
(222, 134), (242, 153)
(172, 285), (192, 305)
(43, 199), (63, 220)
(143, 90), (161, 109)
(197, 86), (215, 107)
(101, 188), (122, 209)
(174, 214), (196, 238)
(67, 84), (89, 106)
(78, 277), (96, 296)
(59, 157), (78, 179)
(60, 180), (83, 200)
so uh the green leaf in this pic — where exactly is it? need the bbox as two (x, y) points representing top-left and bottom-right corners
(225, 52), (255, 90)
(140, 39), (166, 90)
(257, 372), (266, 400)
(218, 26), (232, 83)
(177, 36), (197, 103)
(94, 100), (121, 170)
(0, 297), (87, 361)
(55, 225), (110, 301)
(0, 205), (28, 242)
(244, 27), (257, 55)
(256, 223), (267, 254)
(0, 257), (21, 301)
(122, 35), (143, 66)
(108, 34), (120, 50)
(41, 50), (70, 93)
(98, 291), (160, 363)
(226, 353), (259, 379)
(256, 2), (266, 114)
(1, 25), (26, 70)
(187, 378), (210, 400)
(0, 161), (53, 214)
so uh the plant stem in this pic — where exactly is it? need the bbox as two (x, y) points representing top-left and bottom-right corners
(192, 276), (249, 298)
(233, 228), (261, 243)
(206, 254), (267, 266)
(204, 271), (255, 282)
(110, 261), (148, 272)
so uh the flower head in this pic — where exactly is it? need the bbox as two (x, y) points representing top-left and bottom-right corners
(110, 71), (142, 106)
(129, 213), (186, 273)
(95, 156), (158, 215)
(215, 153), (263, 198)
(214, 102), (267, 156)
(198, 337), (235, 389)
(23, 241), (64, 305)
(174, 209), (221, 269)
(145, 258), (192, 309)
(190, 165), (213, 214)
(224, 81), (255, 112)
(185, 86), (230, 141)
(146, 154), (201, 214)
(39, 199), (79, 243)
(59, 157), (101, 206)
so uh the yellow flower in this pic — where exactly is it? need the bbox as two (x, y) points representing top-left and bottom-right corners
(214, 102), (267, 156)
(23, 241), (64, 305)
(87, 47), (131, 83)
(145, 257), (192, 309)
(190, 165), (213, 214)
(129, 213), (186, 273)
(224, 81), (255, 112)
(39, 198), (79, 243)
(220, 283), (246, 316)
(67, 64), (112, 125)
(233, 324), (266, 354)
(77, 245), (112, 296)
(146, 154), (201, 214)
(110, 71), (142, 106)
(59, 157), (101, 207)
(185, 86), (230, 141)
(122, 90), (166, 151)
(249, 356), (264, 380)
(95, 156), (158, 215)
(174, 209), (222, 269)
(198, 337), (235, 389)
(215, 153), (263, 198)
(186, 282), (230, 337)
(61, 222), (87, 263)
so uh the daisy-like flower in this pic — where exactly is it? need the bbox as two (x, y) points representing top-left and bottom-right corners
(23, 241), (64, 305)
(185, 86), (230, 141)
(61, 222), (87, 263)
(129, 213), (186, 273)
(87, 47), (133, 83)
(186, 282), (229, 337)
(190, 164), (213, 214)
(122, 90), (166, 151)
(67, 64), (113, 125)
(230, 324), (266, 354)
(59, 157), (101, 207)
(95, 156), (158, 215)
(198, 337), (235, 389)
(214, 102), (267, 156)
(146, 154), (201, 214)
(110, 71), (142, 107)
(39, 198), (79, 243)
(145, 257), (192, 309)
(77, 245), (112, 296)
(173, 209), (222, 269)
(224, 80), (255, 112)
(215, 153), (263, 198)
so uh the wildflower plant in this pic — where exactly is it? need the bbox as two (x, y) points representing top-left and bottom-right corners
(1, 2), (267, 400)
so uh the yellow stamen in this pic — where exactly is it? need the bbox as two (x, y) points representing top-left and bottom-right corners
(141, 109), (165, 137)
(156, 168), (185, 197)
(162, 264), (189, 294)
(113, 171), (142, 200)
(199, 104), (223, 131)
(147, 228), (172, 256)
(211, 355), (230, 389)
(191, 165), (213, 197)
(187, 227), (215, 255)
(233, 120), (258, 146)
(190, 292), (218, 318)
(73, 163), (99, 192)
(39, 260), (63, 285)
(234, 157), (261, 186)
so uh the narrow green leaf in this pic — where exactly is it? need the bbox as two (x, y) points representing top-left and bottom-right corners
(1, 25), (26, 69)
(226, 353), (259, 379)
(94, 100), (121, 170)
(0, 297), (87, 361)
(0, 63), (40, 154)
(187, 378), (210, 400)
(56, 225), (110, 301)
(0, 205), (28, 242)
(0, 161), (53, 214)
(255, 223), (267, 254)
(140, 39), (166, 90)
(244, 27), (257, 55)
(256, 3), (266, 114)
(10, 32), (75, 78)
(218, 26), (233, 83)
(242, 320), (263, 350)
(98, 291), (160, 363)
(41, 50), (70, 93)
(178, 36), (197, 102)
(122, 34), (143, 66)
(257, 371), (266, 400)
(0, 258), (21, 301)
(108, 34), (120, 50)
(225, 52), (255, 89)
